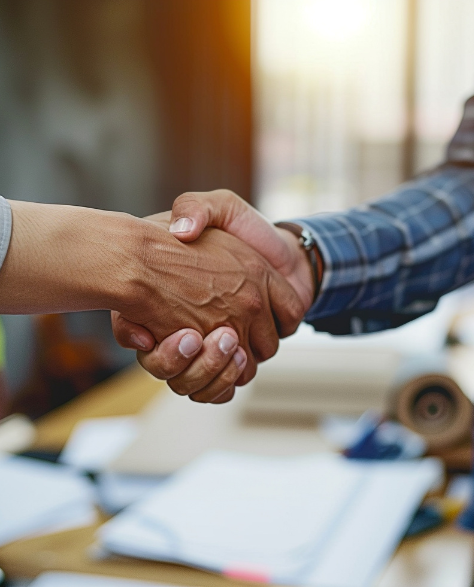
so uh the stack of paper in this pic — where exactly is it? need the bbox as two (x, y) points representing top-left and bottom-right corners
(100, 451), (442, 587)
(0, 455), (96, 546)
(29, 572), (179, 587)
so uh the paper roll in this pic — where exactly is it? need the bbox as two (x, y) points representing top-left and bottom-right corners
(390, 371), (472, 450)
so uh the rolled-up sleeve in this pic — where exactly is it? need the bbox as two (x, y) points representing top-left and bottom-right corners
(0, 197), (12, 271)
(292, 167), (474, 335)
(286, 95), (474, 335)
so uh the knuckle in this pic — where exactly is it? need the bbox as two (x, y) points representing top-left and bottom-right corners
(202, 350), (228, 376)
(242, 285), (264, 315)
(277, 299), (305, 339)
(167, 379), (191, 396)
(247, 256), (266, 278)
(189, 393), (208, 404)
(292, 298), (306, 322)
(286, 301), (305, 332)
(248, 296), (264, 315)
(257, 337), (279, 363)
(141, 349), (184, 381)
(219, 390), (236, 404)
(221, 189), (237, 201)
(215, 367), (239, 389)
(175, 191), (199, 208)
(136, 354), (160, 380)
(154, 362), (179, 381)
(239, 361), (257, 386)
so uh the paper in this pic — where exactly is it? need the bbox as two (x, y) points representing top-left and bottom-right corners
(59, 417), (138, 472)
(0, 455), (96, 546)
(100, 451), (442, 587)
(96, 472), (167, 514)
(29, 572), (179, 587)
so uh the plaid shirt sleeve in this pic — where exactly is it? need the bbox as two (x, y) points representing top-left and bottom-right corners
(291, 95), (474, 335)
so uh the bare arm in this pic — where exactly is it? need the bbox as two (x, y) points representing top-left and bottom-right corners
(0, 200), (142, 314)
(2, 200), (303, 391)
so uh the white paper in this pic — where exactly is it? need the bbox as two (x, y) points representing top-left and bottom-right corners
(96, 472), (167, 514)
(0, 455), (96, 546)
(29, 572), (178, 587)
(100, 451), (442, 586)
(59, 417), (138, 472)
(301, 459), (442, 587)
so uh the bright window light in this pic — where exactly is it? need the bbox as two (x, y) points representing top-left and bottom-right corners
(301, 0), (368, 42)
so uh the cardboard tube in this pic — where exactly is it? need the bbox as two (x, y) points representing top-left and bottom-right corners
(390, 371), (472, 450)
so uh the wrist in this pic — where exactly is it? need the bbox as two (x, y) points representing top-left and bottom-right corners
(275, 226), (317, 312)
(112, 212), (179, 320)
(92, 212), (151, 312)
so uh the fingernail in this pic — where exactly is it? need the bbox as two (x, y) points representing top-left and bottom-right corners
(219, 333), (238, 354)
(170, 217), (193, 233)
(130, 333), (148, 350)
(179, 333), (201, 358)
(233, 348), (246, 369)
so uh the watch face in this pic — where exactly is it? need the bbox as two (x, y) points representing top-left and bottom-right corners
(300, 230), (315, 250)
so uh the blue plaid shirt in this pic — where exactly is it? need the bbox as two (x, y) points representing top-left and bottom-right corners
(296, 96), (474, 335)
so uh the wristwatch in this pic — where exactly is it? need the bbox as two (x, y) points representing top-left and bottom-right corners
(274, 221), (324, 302)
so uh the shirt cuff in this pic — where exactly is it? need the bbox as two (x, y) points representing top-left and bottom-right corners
(287, 214), (373, 334)
(0, 197), (12, 271)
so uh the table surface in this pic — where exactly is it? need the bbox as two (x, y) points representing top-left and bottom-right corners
(1, 364), (473, 587)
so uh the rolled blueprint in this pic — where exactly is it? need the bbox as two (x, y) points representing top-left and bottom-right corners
(388, 354), (473, 450)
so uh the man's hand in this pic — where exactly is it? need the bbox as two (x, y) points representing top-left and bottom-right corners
(113, 191), (316, 403)
(169, 190), (316, 311)
(111, 210), (304, 388)
(0, 198), (301, 405)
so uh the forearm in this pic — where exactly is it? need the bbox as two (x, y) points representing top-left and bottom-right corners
(295, 165), (474, 334)
(0, 200), (143, 314)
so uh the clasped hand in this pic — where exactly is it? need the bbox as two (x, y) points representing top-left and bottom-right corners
(112, 191), (315, 404)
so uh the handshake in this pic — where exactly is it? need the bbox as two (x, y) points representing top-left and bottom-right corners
(3, 190), (318, 406)
(111, 190), (318, 404)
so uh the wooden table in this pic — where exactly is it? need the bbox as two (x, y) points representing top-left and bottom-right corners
(1, 364), (473, 587)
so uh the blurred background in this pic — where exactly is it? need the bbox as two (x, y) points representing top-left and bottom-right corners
(0, 0), (474, 417)
(2, 2), (474, 584)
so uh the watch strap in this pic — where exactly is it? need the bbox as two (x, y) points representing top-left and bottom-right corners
(274, 221), (324, 303)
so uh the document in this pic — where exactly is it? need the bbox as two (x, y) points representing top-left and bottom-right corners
(30, 572), (179, 587)
(96, 471), (167, 514)
(0, 455), (96, 546)
(100, 451), (442, 587)
(59, 416), (139, 472)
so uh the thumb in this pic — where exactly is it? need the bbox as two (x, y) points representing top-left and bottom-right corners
(169, 189), (246, 243)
